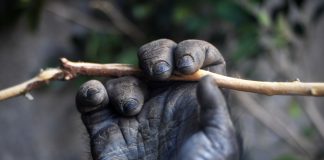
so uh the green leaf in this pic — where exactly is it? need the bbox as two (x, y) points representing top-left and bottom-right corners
(272, 14), (290, 48)
(288, 99), (301, 119)
(257, 9), (271, 28)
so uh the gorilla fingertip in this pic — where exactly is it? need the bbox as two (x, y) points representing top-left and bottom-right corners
(121, 98), (141, 116)
(76, 80), (108, 113)
(176, 55), (195, 74)
(152, 61), (171, 79)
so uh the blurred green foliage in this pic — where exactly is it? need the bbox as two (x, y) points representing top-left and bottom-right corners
(288, 99), (302, 119)
(302, 126), (317, 140)
(0, 0), (44, 30)
(80, 0), (262, 67)
(0, 0), (268, 65)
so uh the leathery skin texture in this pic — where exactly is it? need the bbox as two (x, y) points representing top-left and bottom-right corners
(76, 39), (242, 160)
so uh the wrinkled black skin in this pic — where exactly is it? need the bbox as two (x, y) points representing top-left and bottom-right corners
(76, 39), (242, 160)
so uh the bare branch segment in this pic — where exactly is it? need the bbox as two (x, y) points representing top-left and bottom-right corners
(0, 58), (324, 101)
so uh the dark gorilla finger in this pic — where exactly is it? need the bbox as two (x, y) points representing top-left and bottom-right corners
(177, 77), (240, 160)
(175, 40), (226, 75)
(197, 76), (231, 129)
(76, 80), (108, 114)
(76, 80), (115, 136)
(105, 76), (147, 116)
(196, 76), (240, 159)
(138, 39), (177, 80)
(76, 80), (132, 159)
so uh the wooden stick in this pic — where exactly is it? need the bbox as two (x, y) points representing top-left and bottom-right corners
(0, 58), (324, 101)
(0, 68), (64, 101)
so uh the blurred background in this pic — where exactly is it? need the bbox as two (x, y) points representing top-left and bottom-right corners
(0, 0), (323, 159)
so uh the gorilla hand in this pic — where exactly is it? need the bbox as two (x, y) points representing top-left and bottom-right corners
(76, 39), (241, 160)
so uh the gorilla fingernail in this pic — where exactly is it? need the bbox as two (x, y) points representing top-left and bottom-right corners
(83, 87), (105, 106)
(177, 55), (194, 73)
(86, 88), (100, 100)
(122, 98), (140, 116)
(76, 80), (108, 113)
(152, 61), (171, 76)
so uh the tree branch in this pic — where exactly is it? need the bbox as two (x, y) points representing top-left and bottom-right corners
(0, 68), (64, 101)
(0, 58), (324, 101)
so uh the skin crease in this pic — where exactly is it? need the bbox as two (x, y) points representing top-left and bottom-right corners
(76, 39), (242, 160)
